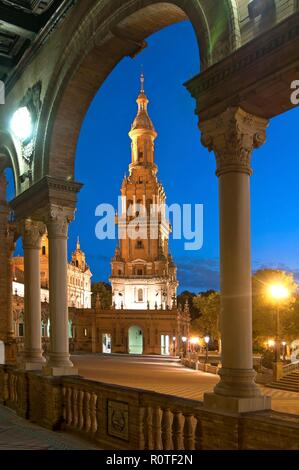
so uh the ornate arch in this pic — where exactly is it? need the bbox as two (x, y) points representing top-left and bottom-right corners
(0, 131), (21, 196)
(32, 0), (238, 185)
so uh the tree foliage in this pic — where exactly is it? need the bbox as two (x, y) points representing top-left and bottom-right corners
(252, 269), (298, 345)
(192, 291), (220, 341)
(91, 281), (112, 309)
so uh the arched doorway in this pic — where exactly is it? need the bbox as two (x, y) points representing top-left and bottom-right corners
(128, 326), (143, 355)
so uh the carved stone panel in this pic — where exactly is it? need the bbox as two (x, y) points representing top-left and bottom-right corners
(107, 400), (129, 441)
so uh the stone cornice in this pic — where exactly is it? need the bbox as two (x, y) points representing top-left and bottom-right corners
(10, 175), (83, 221)
(185, 11), (299, 120)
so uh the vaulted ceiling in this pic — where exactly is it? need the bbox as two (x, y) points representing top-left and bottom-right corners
(0, 0), (74, 82)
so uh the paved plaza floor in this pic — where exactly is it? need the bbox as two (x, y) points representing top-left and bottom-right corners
(73, 354), (299, 415)
(0, 405), (97, 450)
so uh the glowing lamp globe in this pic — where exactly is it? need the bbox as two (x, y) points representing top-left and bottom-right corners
(190, 337), (200, 345)
(204, 336), (210, 345)
(11, 107), (33, 142)
(268, 284), (289, 301)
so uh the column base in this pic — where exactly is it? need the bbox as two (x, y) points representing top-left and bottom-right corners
(43, 366), (79, 377)
(19, 361), (46, 371)
(18, 351), (46, 371)
(204, 392), (271, 414)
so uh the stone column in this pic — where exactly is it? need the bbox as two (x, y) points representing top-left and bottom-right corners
(20, 219), (46, 370)
(0, 172), (17, 363)
(43, 205), (78, 376)
(200, 107), (271, 413)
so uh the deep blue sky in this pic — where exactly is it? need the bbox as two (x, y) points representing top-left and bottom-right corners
(11, 21), (299, 293)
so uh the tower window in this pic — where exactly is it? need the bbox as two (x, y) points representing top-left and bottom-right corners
(138, 151), (144, 162)
(136, 240), (143, 249)
(42, 246), (46, 256)
(138, 289), (143, 302)
(76, 260), (79, 268)
(18, 323), (24, 337)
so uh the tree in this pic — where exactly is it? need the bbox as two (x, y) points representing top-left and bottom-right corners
(252, 269), (298, 347)
(91, 281), (112, 309)
(192, 291), (220, 342)
(177, 291), (201, 321)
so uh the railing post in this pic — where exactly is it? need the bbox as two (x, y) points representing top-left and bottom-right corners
(138, 407), (146, 450)
(161, 408), (174, 450)
(184, 414), (195, 450)
(173, 411), (184, 450)
(153, 407), (163, 450)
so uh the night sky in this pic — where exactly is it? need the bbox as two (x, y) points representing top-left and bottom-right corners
(10, 21), (299, 293)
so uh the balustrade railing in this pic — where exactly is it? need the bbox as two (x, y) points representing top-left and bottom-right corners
(0, 366), (25, 415)
(282, 360), (299, 376)
(61, 377), (202, 450)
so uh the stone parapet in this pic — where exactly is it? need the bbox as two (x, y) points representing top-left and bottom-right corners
(1, 365), (299, 450)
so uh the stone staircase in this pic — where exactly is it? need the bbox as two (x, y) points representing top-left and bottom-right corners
(268, 370), (299, 393)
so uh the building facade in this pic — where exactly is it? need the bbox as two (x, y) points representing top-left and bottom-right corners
(12, 235), (92, 309)
(110, 74), (178, 310)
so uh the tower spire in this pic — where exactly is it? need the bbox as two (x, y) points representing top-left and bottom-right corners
(140, 71), (145, 93)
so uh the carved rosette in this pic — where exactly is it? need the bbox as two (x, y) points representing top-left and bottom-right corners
(20, 219), (46, 250)
(45, 205), (75, 239)
(200, 108), (268, 177)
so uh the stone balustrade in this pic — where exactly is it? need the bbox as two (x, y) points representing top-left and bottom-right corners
(1, 365), (299, 450)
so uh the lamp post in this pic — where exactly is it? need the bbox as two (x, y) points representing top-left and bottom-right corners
(204, 335), (210, 364)
(268, 284), (289, 380)
(173, 336), (176, 357)
(182, 336), (187, 357)
(282, 341), (287, 363)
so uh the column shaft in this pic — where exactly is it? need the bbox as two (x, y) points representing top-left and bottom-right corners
(200, 107), (271, 412)
(219, 172), (253, 370)
(44, 205), (77, 376)
(21, 220), (45, 370)
(48, 235), (70, 366)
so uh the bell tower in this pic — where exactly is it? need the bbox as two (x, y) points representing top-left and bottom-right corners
(110, 74), (178, 310)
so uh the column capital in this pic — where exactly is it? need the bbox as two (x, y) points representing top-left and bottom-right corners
(19, 219), (46, 250)
(44, 205), (75, 239)
(199, 107), (268, 176)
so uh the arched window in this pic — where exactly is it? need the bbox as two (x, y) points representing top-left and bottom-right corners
(42, 246), (46, 256)
(18, 323), (24, 337)
(136, 239), (143, 249)
(138, 289), (143, 302)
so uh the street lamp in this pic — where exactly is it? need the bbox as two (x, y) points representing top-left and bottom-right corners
(190, 337), (200, 353)
(268, 284), (289, 363)
(282, 341), (287, 363)
(204, 335), (210, 364)
(182, 336), (187, 357)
